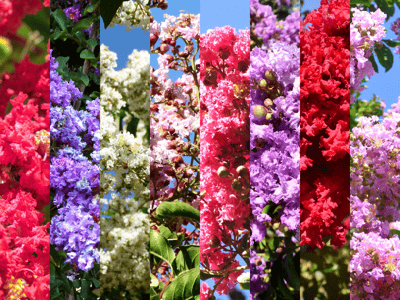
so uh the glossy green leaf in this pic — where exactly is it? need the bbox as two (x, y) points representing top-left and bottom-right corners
(162, 268), (200, 300)
(350, 0), (371, 4)
(282, 254), (300, 291)
(172, 245), (200, 275)
(71, 16), (95, 35)
(101, 0), (125, 29)
(80, 49), (96, 59)
(375, 43), (394, 72)
(53, 9), (68, 31)
(86, 38), (98, 49)
(81, 280), (89, 299)
(150, 229), (175, 267)
(383, 39), (400, 47)
(155, 201), (200, 223)
(368, 54), (379, 73)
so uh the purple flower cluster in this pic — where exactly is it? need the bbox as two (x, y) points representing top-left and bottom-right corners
(350, 8), (386, 103)
(250, 1), (300, 298)
(50, 49), (100, 272)
(250, 0), (300, 48)
(350, 107), (400, 299)
(391, 18), (400, 54)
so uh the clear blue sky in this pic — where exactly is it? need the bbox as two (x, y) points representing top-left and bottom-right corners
(201, 0), (249, 33)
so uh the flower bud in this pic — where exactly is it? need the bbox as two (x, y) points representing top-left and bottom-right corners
(264, 98), (273, 107)
(236, 165), (248, 177)
(232, 179), (242, 191)
(265, 70), (277, 81)
(266, 113), (273, 120)
(258, 79), (267, 90)
(217, 166), (230, 178)
(209, 236), (220, 248)
(253, 105), (267, 119)
(238, 60), (249, 72)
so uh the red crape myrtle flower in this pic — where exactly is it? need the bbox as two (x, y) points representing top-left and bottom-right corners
(300, 0), (350, 249)
(200, 26), (251, 296)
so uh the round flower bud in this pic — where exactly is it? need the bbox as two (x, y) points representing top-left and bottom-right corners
(266, 113), (273, 120)
(236, 165), (248, 177)
(217, 166), (230, 178)
(232, 179), (242, 191)
(258, 79), (267, 90)
(253, 105), (267, 119)
(264, 98), (273, 107)
(265, 70), (277, 81)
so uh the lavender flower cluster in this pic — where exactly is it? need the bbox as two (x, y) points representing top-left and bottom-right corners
(350, 105), (400, 298)
(350, 7), (386, 103)
(250, 0), (300, 298)
(391, 18), (400, 54)
(50, 49), (100, 272)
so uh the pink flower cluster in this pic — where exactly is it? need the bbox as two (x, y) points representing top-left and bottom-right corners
(200, 26), (250, 297)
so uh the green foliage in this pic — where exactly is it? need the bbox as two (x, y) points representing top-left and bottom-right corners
(300, 241), (350, 300)
(155, 201), (200, 223)
(350, 95), (384, 129)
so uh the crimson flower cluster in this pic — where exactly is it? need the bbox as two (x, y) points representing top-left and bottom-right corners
(200, 26), (250, 297)
(0, 1), (50, 298)
(300, 0), (350, 249)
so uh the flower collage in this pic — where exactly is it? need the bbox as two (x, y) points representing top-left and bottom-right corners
(0, 0), (399, 299)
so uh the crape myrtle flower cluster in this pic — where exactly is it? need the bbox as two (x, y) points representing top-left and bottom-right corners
(199, 26), (251, 298)
(391, 17), (400, 54)
(0, 0), (50, 37)
(350, 7), (386, 103)
(50, 48), (100, 272)
(250, 0), (300, 49)
(350, 104), (400, 299)
(109, 0), (168, 32)
(0, 1), (50, 298)
(249, 0), (300, 297)
(300, 0), (350, 249)
(150, 11), (201, 292)
(100, 44), (150, 294)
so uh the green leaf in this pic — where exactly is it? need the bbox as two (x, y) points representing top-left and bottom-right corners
(162, 268), (200, 300)
(158, 225), (177, 240)
(70, 72), (89, 86)
(375, 0), (394, 18)
(375, 43), (394, 72)
(81, 280), (89, 299)
(141, 206), (149, 214)
(268, 237), (279, 251)
(53, 9), (68, 31)
(271, 256), (294, 299)
(151, 274), (159, 288)
(150, 229), (175, 267)
(282, 254), (300, 291)
(0, 37), (12, 66)
(80, 49), (96, 60)
(172, 245), (200, 275)
(155, 201), (200, 223)
(83, 3), (97, 15)
(71, 16), (95, 35)
(350, 0), (371, 4)
(391, 229), (400, 238)
(101, 0), (125, 29)
(383, 39), (400, 48)
(127, 115), (140, 137)
(86, 38), (98, 49)
(23, 7), (51, 40)
(92, 278), (100, 289)
(368, 55), (379, 73)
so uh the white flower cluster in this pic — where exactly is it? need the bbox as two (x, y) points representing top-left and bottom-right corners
(100, 42), (150, 294)
(109, 0), (151, 31)
(100, 44), (150, 126)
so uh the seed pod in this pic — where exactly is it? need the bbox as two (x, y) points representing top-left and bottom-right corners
(217, 166), (229, 178)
